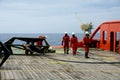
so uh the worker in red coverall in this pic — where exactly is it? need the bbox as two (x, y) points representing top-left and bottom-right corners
(62, 32), (70, 54)
(83, 31), (90, 58)
(36, 36), (43, 46)
(70, 32), (78, 55)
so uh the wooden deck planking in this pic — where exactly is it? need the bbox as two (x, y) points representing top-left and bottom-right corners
(1, 49), (120, 80)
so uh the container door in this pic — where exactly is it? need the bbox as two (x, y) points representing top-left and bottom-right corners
(110, 32), (114, 51)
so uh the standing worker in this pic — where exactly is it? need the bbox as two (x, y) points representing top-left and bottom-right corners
(62, 32), (70, 54)
(70, 32), (78, 55)
(83, 31), (90, 58)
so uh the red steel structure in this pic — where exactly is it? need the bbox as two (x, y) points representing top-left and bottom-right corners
(78, 20), (120, 53)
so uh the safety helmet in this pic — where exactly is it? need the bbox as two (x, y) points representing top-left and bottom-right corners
(45, 35), (47, 38)
(72, 32), (75, 35)
(65, 32), (67, 34)
(85, 31), (89, 34)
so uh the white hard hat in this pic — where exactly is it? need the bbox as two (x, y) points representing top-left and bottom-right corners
(45, 35), (47, 38)
(72, 32), (75, 35)
(65, 32), (67, 34)
(85, 31), (89, 34)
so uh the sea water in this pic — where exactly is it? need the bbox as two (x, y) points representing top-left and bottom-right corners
(0, 33), (99, 46)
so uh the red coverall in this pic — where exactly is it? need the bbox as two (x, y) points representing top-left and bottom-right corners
(83, 36), (90, 58)
(36, 36), (43, 46)
(62, 35), (70, 54)
(70, 36), (78, 55)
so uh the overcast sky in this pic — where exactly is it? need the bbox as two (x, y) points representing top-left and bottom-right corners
(0, 0), (120, 33)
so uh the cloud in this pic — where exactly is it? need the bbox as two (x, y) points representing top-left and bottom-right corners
(0, 0), (120, 33)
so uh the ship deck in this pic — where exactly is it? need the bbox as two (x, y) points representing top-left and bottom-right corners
(0, 48), (120, 80)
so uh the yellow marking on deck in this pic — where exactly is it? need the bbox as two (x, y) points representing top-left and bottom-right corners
(56, 51), (63, 54)
(102, 57), (116, 61)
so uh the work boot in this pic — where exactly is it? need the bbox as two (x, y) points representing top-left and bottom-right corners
(67, 50), (69, 54)
(85, 56), (90, 58)
(85, 52), (89, 58)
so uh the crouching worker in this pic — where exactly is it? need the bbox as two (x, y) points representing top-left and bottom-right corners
(83, 31), (90, 58)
